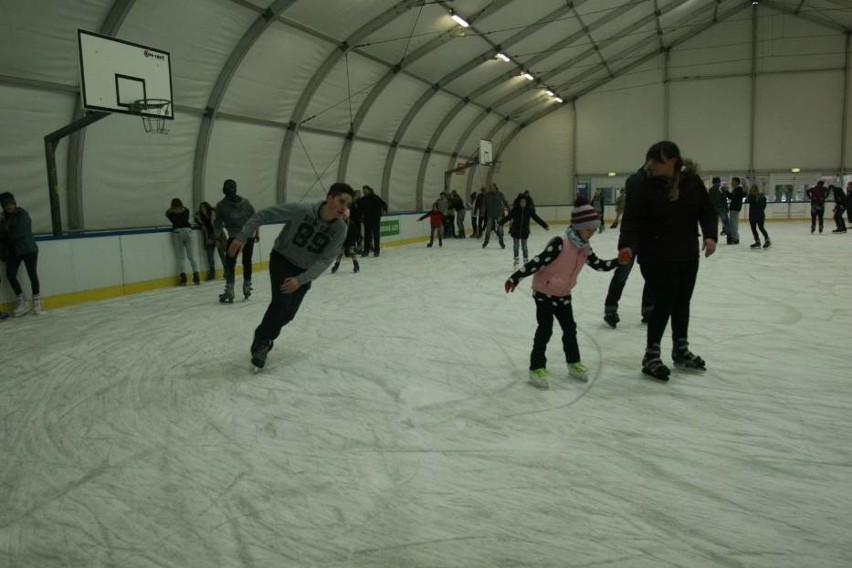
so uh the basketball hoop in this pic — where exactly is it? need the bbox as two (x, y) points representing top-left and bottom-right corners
(130, 98), (172, 134)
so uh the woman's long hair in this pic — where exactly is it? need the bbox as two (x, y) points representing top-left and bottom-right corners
(645, 141), (697, 201)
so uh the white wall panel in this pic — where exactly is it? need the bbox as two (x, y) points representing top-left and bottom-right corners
(83, 112), (200, 230)
(302, 54), (388, 133)
(401, 91), (458, 148)
(360, 74), (428, 141)
(346, 140), (386, 190)
(669, 76), (751, 171)
(434, 105), (483, 153)
(285, 0), (402, 43)
(0, 0), (109, 85)
(388, 148), (420, 211)
(423, 153), (451, 207)
(406, 36), (492, 83)
(221, 22), (330, 121)
(356, 3), (449, 65)
(668, 13), (752, 79)
(0, 86), (77, 234)
(287, 131), (345, 204)
(576, 79), (664, 175)
(119, 0), (256, 109)
(757, 11), (846, 73)
(204, 118), (282, 210)
(496, 105), (573, 206)
(444, 58), (512, 95)
(754, 71), (844, 170)
(476, 75), (531, 108)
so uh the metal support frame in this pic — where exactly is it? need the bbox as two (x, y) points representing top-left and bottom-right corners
(45, 112), (110, 235)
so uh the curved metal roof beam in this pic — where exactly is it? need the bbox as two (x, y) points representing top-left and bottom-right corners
(66, 0), (136, 230)
(763, 0), (850, 33)
(413, 1), (588, 209)
(277, 0), (425, 203)
(192, 0), (297, 208)
(335, 0), (510, 184)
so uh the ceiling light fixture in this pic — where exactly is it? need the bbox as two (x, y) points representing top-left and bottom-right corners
(608, 172), (617, 177)
(791, 167), (801, 173)
(450, 12), (470, 28)
(496, 52), (510, 62)
(554, 97), (563, 103)
(545, 89), (555, 97)
(522, 72), (534, 81)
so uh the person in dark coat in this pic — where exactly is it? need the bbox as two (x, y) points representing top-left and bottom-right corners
(723, 177), (745, 244)
(805, 180), (829, 234)
(707, 176), (730, 236)
(1, 192), (41, 316)
(499, 193), (549, 268)
(359, 185), (387, 257)
(830, 184), (846, 233)
(618, 141), (717, 381)
(746, 184), (771, 247)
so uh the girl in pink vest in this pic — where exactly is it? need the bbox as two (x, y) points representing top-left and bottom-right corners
(504, 197), (624, 389)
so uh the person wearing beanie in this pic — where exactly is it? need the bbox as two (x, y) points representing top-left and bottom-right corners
(1, 192), (42, 316)
(504, 195), (625, 389)
(214, 179), (258, 302)
(227, 183), (355, 370)
(165, 198), (201, 286)
(618, 141), (717, 381)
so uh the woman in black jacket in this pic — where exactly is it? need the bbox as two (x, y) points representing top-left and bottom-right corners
(499, 193), (549, 268)
(746, 184), (771, 247)
(618, 141), (717, 380)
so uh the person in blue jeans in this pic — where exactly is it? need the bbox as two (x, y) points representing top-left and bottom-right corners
(227, 183), (355, 369)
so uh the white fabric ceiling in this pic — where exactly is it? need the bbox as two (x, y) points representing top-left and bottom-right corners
(1, 0), (851, 231)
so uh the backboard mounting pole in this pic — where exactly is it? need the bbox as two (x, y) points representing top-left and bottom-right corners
(44, 110), (110, 235)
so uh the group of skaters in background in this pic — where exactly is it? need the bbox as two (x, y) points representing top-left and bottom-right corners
(805, 180), (852, 234)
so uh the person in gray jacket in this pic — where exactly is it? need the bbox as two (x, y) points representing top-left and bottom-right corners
(228, 183), (355, 370)
(1, 192), (41, 316)
(481, 183), (509, 248)
(215, 179), (257, 302)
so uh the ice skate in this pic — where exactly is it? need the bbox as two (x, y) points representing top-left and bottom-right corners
(513, 257), (519, 269)
(763, 239), (771, 249)
(353, 260), (360, 273)
(642, 346), (670, 381)
(13, 294), (28, 317)
(219, 283), (235, 304)
(192, 272), (200, 285)
(528, 368), (550, 389)
(603, 309), (619, 329)
(750, 241), (761, 249)
(206, 269), (216, 281)
(427, 241), (433, 247)
(243, 280), (252, 300)
(251, 338), (273, 370)
(671, 339), (706, 372)
(331, 261), (340, 273)
(31, 294), (42, 315)
(179, 272), (187, 286)
(569, 362), (589, 381)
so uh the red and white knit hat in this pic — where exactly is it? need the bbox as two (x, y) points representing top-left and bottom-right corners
(571, 195), (599, 231)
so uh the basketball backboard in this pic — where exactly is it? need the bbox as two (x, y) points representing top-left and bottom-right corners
(78, 30), (174, 120)
(479, 139), (493, 165)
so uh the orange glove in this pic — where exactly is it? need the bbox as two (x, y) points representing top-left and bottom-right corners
(617, 248), (632, 264)
(504, 280), (517, 294)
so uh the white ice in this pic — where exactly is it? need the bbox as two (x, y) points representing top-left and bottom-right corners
(1, 222), (851, 567)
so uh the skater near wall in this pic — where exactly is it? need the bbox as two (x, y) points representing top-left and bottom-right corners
(805, 180), (829, 234)
(723, 177), (745, 244)
(0, 192), (41, 316)
(611, 188), (625, 229)
(707, 177), (730, 237)
(505, 196), (621, 389)
(481, 183), (509, 249)
(228, 183), (355, 369)
(498, 193), (549, 268)
(166, 198), (200, 286)
(417, 204), (444, 247)
(591, 188), (605, 233)
(618, 141), (717, 381)
(746, 184), (771, 248)
(830, 184), (847, 233)
(195, 201), (221, 281)
(331, 208), (360, 274)
(215, 179), (258, 302)
(359, 185), (386, 257)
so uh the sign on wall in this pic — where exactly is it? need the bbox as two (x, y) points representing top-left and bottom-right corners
(380, 219), (400, 237)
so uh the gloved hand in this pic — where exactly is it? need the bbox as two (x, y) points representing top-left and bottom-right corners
(504, 279), (517, 294)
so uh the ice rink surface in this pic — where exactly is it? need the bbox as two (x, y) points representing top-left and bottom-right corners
(2, 221), (851, 567)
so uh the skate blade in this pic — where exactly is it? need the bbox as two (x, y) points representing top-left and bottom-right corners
(641, 368), (670, 381)
(673, 364), (706, 373)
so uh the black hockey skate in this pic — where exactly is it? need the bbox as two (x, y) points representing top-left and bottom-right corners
(603, 310), (620, 329)
(251, 338), (273, 371)
(219, 284), (235, 303)
(642, 347), (671, 381)
(671, 339), (706, 372)
(353, 260), (360, 273)
(331, 261), (340, 273)
(243, 280), (252, 300)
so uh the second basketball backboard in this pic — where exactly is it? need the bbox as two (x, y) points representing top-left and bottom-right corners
(78, 30), (173, 119)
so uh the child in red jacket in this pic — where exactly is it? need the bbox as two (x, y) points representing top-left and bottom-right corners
(418, 205), (445, 247)
(505, 197), (624, 388)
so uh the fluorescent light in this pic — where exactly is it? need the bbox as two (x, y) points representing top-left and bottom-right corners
(791, 167), (801, 173)
(608, 172), (617, 177)
(545, 90), (555, 96)
(496, 52), (510, 62)
(451, 13), (470, 27)
(554, 97), (563, 103)
(522, 72), (534, 81)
